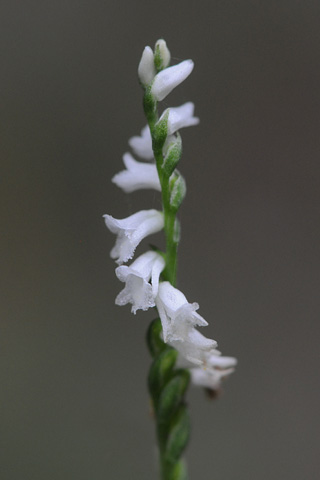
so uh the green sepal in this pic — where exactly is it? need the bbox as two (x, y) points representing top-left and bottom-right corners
(154, 39), (170, 72)
(157, 370), (190, 442)
(148, 347), (178, 404)
(153, 110), (169, 155)
(162, 134), (182, 177)
(169, 172), (187, 212)
(146, 318), (166, 358)
(154, 43), (163, 73)
(165, 404), (190, 467)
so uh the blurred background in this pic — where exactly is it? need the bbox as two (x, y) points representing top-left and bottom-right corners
(1, 1), (320, 479)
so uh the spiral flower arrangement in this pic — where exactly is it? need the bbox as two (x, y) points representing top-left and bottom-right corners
(104, 39), (237, 480)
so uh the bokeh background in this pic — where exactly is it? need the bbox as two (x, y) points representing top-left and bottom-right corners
(1, 1), (320, 479)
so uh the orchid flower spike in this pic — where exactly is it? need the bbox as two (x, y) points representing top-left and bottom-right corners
(158, 102), (200, 136)
(115, 251), (165, 313)
(104, 209), (164, 264)
(151, 60), (194, 101)
(112, 153), (161, 193)
(128, 125), (153, 160)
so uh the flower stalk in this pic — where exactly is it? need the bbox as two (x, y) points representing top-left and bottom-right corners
(104, 38), (237, 480)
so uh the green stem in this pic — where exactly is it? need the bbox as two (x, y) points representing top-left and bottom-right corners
(143, 86), (189, 479)
(143, 90), (179, 286)
(147, 320), (190, 480)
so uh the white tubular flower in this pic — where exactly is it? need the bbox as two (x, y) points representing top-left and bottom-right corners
(159, 102), (199, 136)
(138, 46), (156, 86)
(129, 125), (153, 160)
(151, 60), (194, 101)
(112, 153), (161, 193)
(115, 251), (165, 313)
(155, 281), (209, 342)
(169, 328), (218, 366)
(190, 357), (237, 390)
(104, 209), (164, 265)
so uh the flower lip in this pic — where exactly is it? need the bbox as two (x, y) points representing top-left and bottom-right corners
(115, 251), (165, 314)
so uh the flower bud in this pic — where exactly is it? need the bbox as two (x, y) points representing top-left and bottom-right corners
(169, 172), (187, 212)
(138, 46), (156, 86)
(153, 110), (169, 153)
(162, 134), (182, 177)
(154, 39), (171, 71)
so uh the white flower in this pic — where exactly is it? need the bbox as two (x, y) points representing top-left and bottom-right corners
(138, 46), (156, 86)
(158, 102), (199, 136)
(112, 153), (161, 193)
(177, 347), (237, 390)
(115, 251), (165, 313)
(190, 357), (237, 390)
(155, 281), (209, 342)
(151, 60), (194, 101)
(129, 125), (153, 160)
(170, 327), (218, 366)
(104, 209), (164, 264)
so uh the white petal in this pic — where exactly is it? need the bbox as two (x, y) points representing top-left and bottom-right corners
(104, 210), (164, 264)
(115, 275), (154, 313)
(114, 251), (165, 314)
(206, 354), (238, 369)
(156, 281), (211, 347)
(190, 366), (235, 390)
(169, 328), (216, 366)
(138, 46), (156, 86)
(151, 255), (166, 298)
(151, 60), (194, 101)
(157, 281), (188, 312)
(155, 295), (171, 342)
(129, 125), (153, 160)
(112, 153), (161, 193)
(160, 102), (199, 135)
(157, 282), (207, 327)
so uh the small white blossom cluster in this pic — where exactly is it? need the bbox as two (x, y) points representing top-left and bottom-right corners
(104, 40), (236, 391)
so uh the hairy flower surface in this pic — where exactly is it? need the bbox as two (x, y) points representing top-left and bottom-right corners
(129, 125), (153, 160)
(158, 102), (199, 135)
(104, 209), (164, 264)
(151, 60), (194, 101)
(112, 153), (161, 193)
(115, 251), (165, 313)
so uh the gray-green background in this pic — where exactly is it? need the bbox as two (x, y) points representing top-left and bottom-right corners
(1, 1), (319, 479)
